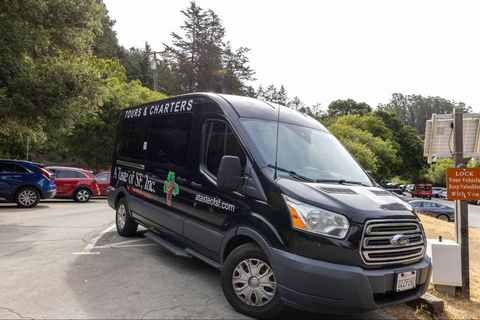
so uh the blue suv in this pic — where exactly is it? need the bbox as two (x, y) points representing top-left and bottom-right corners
(0, 160), (57, 208)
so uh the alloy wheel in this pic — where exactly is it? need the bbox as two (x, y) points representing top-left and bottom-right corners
(19, 190), (37, 206)
(77, 190), (89, 202)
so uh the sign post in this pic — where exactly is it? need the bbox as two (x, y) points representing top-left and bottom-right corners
(447, 107), (470, 299)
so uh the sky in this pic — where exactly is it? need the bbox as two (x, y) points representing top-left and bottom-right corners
(103, 0), (480, 112)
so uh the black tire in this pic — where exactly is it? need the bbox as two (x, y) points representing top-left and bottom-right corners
(15, 187), (40, 208)
(116, 197), (138, 237)
(221, 243), (284, 319)
(437, 214), (450, 222)
(74, 188), (91, 202)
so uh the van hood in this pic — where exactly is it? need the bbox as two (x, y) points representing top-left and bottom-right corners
(276, 178), (418, 224)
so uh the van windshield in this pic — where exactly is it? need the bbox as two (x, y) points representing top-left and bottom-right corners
(241, 119), (372, 186)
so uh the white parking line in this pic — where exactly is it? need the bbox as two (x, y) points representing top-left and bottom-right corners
(72, 224), (116, 255)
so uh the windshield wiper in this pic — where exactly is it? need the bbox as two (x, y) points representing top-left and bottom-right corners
(267, 164), (315, 182)
(315, 179), (369, 187)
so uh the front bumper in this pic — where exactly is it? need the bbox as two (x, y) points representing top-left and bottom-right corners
(272, 248), (432, 314)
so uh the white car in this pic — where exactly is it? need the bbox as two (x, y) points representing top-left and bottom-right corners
(438, 188), (448, 200)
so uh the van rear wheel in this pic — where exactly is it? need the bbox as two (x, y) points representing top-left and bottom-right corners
(116, 198), (138, 237)
(221, 243), (284, 318)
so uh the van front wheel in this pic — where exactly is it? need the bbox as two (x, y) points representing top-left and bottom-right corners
(221, 243), (284, 318)
(116, 198), (138, 237)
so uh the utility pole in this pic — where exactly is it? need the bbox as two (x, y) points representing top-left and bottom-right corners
(453, 106), (470, 299)
(144, 51), (162, 91)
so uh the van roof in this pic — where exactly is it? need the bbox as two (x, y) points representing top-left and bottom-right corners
(123, 93), (328, 131)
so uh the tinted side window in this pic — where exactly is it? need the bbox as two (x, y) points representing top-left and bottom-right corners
(0, 163), (16, 173)
(206, 122), (226, 176)
(57, 170), (77, 178)
(226, 127), (246, 170)
(75, 171), (88, 178)
(15, 165), (30, 173)
(205, 121), (246, 177)
(147, 113), (193, 167)
(126, 117), (150, 160)
(116, 119), (131, 158)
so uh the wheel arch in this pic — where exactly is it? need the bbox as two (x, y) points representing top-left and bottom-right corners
(13, 183), (42, 201)
(73, 185), (94, 197)
(220, 227), (282, 283)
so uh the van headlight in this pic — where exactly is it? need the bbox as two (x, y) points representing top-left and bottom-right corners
(283, 195), (350, 239)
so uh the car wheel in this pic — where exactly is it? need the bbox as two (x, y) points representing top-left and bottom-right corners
(15, 187), (40, 208)
(74, 188), (91, 202)
(221, 243), (284, 319)
(437, 214), (450, 222)
(116, 198), (138, 237)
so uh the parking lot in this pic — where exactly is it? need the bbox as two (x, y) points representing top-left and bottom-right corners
(0, 199), (393, 319)
(403, 193), (480, 229)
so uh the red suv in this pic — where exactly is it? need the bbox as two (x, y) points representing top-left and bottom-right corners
(46, 166), (100, 202)
(95, 172), (110, 196)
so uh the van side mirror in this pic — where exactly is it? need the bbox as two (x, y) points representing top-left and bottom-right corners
(217, 156), (243, 191)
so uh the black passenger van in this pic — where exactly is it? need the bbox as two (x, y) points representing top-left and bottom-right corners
(107, 93), (431, 318)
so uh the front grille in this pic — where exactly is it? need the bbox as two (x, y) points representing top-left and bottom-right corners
(360, 219), (426, 265)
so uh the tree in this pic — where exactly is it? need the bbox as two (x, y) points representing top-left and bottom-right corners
(327, 99), (372, 116)
(329, 122), (399, 179)
(287, 96), (305, 111)
(68, 80), (167, 170)
(374, 110), (427, 181)
(0, 0), (109, 157)
(162, 1), (255, 95)
(377, 93), (470, 137)
(425, 158), (454, 186)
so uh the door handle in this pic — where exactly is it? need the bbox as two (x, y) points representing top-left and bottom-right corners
(177, 177), (187, 184)
(191, 182), (202, 188)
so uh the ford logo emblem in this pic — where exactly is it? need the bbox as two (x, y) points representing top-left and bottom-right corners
(391, 235), (409, 246)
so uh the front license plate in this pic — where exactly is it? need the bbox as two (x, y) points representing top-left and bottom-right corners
(396, 271), (416, 292)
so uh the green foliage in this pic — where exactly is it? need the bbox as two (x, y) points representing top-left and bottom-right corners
(374, 110), (427, 181)
(425, 158), (454, 186)
(338, 138), (378, 173)
(377, 93), (471, 138)
(468, 159), (480, 168)
(68, 80), (166, 171)
(328, 99), (372, 116)
(390, 176), (409, 184)
(329, 122), (398, 179)
(0, 0), (109, 158)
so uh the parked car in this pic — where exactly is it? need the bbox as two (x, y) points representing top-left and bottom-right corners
(47, 166), (100, 202)
(438, 188), (448, 200)
(95, 172), (110, 196)
(410, 200), (454, 221)
(406, 184), (415, 193)
(467, 199), (480, 205)
(398, 184), (406, 191)
(432, 187), (444, 198)
(0, 160), (56, 208)
(107, 93), (431, 318)
(411, 184), (432, 199)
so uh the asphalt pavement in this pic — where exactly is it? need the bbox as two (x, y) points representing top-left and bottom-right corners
(0, 199), (396, 319)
